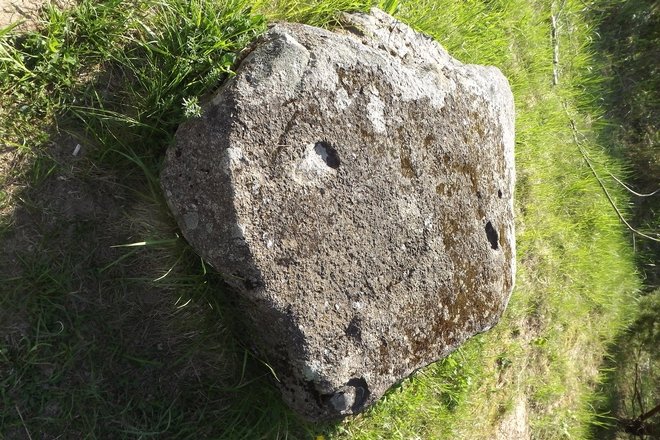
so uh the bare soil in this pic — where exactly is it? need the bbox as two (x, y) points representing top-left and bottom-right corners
(495, 397), (530, 440)
(0, 0), (72, 29)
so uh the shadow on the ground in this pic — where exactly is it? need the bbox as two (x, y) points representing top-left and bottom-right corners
(586, 1), (659, 438)
(0, 20), (326, 440)
(0, 135), (322, 439)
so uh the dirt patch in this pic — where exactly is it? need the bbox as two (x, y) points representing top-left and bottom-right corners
(0, 0), (72, 29)
(0, 148), (20, 218)
(495, 396), (530, 440)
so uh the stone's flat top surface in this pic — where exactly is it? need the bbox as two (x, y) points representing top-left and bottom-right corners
(161, 8), (515, 421)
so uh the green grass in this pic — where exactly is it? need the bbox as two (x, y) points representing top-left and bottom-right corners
(586, 2), (659, 437)
(0, 0), (642, 438)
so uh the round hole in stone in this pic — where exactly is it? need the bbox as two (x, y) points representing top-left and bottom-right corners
(347, 377), (370, 411)
(485, 221), (499, 250)
(314, 141), (340, 169)
(498, 189), (503, 199)
(345, 317), (362, 341)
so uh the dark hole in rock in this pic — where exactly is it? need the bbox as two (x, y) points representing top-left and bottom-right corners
(175, 148), (182, 158)
(485, 221), (499, 250)
(345, 317), (362, 341)
(347, 377), (370, 412)
(314, 141), (340, 169)
(498, 189), (503, 199)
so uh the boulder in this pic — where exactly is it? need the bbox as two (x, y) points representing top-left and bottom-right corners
(161, 8), (515, 421)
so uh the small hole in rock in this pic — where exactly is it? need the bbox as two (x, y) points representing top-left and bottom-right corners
(498, 189), (503, 199)
(345, 317), (362, 341)
(485, 221), (499, 250)
(314, 141), (340, 169)
(347, 377), (370, 411)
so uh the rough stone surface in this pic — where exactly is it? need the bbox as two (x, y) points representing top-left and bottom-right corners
(161, 8), (515, 421)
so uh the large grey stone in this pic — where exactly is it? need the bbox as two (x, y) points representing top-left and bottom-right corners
(161, 8), (515, 421)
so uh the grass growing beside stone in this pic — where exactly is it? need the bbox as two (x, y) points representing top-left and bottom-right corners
(0, 0), (641, 439)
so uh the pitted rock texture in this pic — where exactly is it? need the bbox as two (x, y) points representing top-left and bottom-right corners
(161, 8), (516, 421)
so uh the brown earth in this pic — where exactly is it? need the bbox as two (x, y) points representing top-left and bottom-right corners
(495, 397), (530, 440)
(0, 0), (72, 29)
